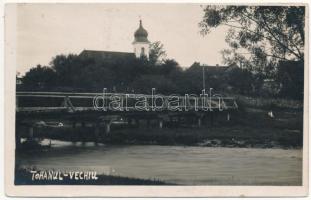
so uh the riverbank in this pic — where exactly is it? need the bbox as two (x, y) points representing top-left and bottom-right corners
(17, 103), (303, 149)
(18, 124), (302, 149)
(107, 126), (302, 149)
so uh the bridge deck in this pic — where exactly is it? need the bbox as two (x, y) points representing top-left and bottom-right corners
(16, 91), (238, 113)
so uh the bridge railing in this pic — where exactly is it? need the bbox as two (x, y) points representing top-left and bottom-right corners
(16, 91), (238, 112)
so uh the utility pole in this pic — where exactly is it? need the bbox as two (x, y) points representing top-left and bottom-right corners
(202, 65), (205, 90)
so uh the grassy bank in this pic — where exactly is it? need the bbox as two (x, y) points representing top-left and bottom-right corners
(107, 126), (301, 148)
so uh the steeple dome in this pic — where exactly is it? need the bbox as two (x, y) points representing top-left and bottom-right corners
(133, 19), (150, 59)
(134, 20), (150, 43)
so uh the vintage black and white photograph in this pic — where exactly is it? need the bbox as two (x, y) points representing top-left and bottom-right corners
(4, 2), (308, 196)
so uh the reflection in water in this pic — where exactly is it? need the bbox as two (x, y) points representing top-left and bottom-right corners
(16, 140), (302, 185)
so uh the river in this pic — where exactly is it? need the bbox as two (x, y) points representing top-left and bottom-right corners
(16, 140), (302, 185)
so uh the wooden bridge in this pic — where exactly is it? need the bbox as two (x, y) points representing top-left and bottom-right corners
(16, 91), (238, 112)
(16, 91), (238, 144)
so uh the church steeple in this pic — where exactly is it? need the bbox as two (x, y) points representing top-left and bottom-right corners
(133, 19), (150, 59)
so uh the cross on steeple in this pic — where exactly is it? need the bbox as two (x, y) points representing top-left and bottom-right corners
(139, 16), (142, 26)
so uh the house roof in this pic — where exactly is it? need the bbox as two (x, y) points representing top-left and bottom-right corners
(204, 66), (232, 74)
(79, 50), (135, 62)
(189, 64), (235, 73)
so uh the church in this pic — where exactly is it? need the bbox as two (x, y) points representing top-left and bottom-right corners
(79, 20), (150, 62)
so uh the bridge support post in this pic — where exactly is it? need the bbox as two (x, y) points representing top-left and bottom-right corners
(177, 116), (181, 127)
(16, 96), (19, 112)
(210, 112), (214, 126)
(146, 119), (151, 128)
(81, 122), (86, 128)
(202, 115), (208, 127)
(198, 118), (202, 127)
(127, 118), (132, 126)
(72, 121), (76, 128)
(104, 122), (111, 134)
(80, 122), (87, 142)
(94, 122), (100, 139)
(70, 121), (77, 142)
(29, 126), (34, 138)
(135, 119), (140, 127)
(16, 133), (21, 147)
(158, 119), (163, 129)
(227, 112), (231, 121)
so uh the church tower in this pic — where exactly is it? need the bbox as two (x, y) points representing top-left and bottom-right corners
(133, 20), (150, 59)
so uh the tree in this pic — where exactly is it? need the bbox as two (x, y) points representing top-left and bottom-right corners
(199, 6), (305, 73)
(226, 68), (254, 95)
(22, 65), (57, 88)
(158, 59), (180, 74)
(149, 41), (167, 65)
(276, 61), (304, 99)
(131, 75), (178, 94)
(49, 54), (79, 86)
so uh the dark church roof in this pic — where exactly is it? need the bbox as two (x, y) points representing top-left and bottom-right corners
(133, 20), (150, 43)
(79, 50), (135, 62)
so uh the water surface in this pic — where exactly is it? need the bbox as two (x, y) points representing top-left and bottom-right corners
(16, 140), (302, 185)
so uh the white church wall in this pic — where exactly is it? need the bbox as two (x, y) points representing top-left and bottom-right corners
(133, 42), (150, 59)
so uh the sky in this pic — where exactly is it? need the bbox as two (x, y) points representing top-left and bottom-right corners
(16, 3), (229, 75)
